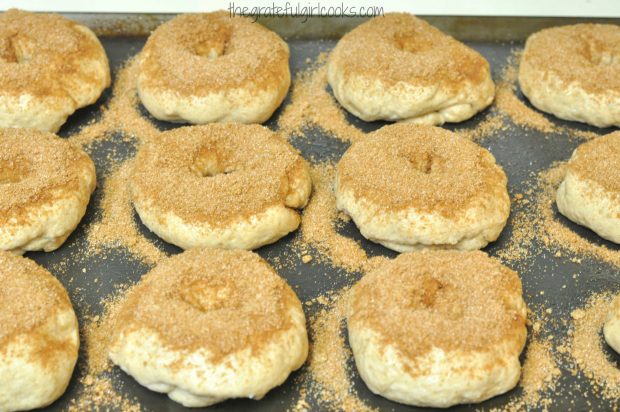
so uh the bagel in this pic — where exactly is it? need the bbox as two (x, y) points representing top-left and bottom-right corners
(556, 131), (620, 243)
(347, 250), (527, 407)
(130, 124), (311, 250)
(0, 252), (79, 411)
(109, 248), (308, 407)
(335, 124), (510, 252)
(604, 294), (620, 354)
(0, 9), (110, 132)
(519, 24), (620, 128)
(327, 13), (495, 125)
(137, 12), (290, 124)
(0, 128), (96, 254)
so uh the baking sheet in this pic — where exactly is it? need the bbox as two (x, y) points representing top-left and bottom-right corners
(19, 17), (620, 412)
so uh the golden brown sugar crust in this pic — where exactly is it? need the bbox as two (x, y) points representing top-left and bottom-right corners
(0, 9), (109, 102)
(349, 250), (526, 360)
(130, 124), (308, 226)
(329, 13), (491, 90)
(138, 12), (290, 97)
(336, 124), (507, 218)
(521, 24), (620, 95)
(0, 251), (73, 347)
(0, 128), (95, 226)
(567, 131), (620, 198)
(114, 248), (301, 359)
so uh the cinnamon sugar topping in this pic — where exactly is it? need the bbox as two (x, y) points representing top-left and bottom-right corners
(0, 9), (109, 99)
(0, 252), (72, 345)
(349, 251), (526, 360)
(522, 24), (620, 94)
(139, 12), (289, 96)
(112, 249), (300, 357)
(329, 13), (490, 90)
(131, 124), (308, 225)
(0, 128), (95, 225)
(336, 124), (508, 217)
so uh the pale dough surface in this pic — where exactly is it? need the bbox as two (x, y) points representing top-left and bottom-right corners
(335, 185), (510, 252)
(110, 307), (308, 407)
(0, 311), (79, 412)
(556, 134), (620, 244)
(349, 327), (523, 407)
(132, 200), (304, 251)
(557, 170), (620, 244)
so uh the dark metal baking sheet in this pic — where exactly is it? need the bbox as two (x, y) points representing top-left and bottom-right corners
(18, 18), (620, 412)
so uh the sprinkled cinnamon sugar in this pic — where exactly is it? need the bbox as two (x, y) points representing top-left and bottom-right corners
(454, 114), (507, 141)
(300, 163), (369, 272)
(66, 375), (141, 412)
(349, 251), (526, 361)
(520, 337), (561, 407)
(307, 290), (376, 412)
(497, 161), (620, 268)
(112, 249), (301, 358)
(536, 163), (620, 267)
(336, 124), (508, 217)
(70, 285), (143, 411)
(139, 12), (290, 96)
(83, 288), (131, 377)
(569, 292), (620, 400)
(69, 56), (159, 148)
(495, 53), (557, 133)
(496, 189), (538, 264)
(278, 54), (364, 143)
(488, 304), (565, 412)
(87, 159), (167, 265)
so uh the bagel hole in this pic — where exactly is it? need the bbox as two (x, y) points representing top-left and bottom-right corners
(191, 149), (235, 177)
(192, 39), (229, 60)
(393, 32), (434, 54)
(409, 276), (444, 308)
(180, 279), (235, 312)
(407, 152), (434, 174)
(192, 163), (235, 177)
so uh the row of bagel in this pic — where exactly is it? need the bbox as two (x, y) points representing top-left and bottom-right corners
(2, 9), (618, 132)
